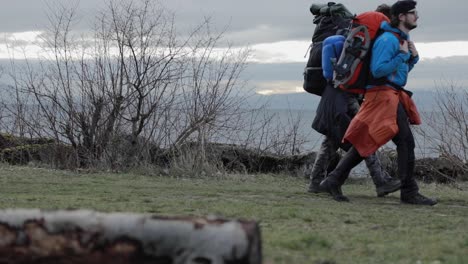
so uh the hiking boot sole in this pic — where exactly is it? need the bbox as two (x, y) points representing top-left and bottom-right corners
(401, 199), (438, 206)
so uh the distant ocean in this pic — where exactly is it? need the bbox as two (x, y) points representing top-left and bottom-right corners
(264, 108), (440, 158)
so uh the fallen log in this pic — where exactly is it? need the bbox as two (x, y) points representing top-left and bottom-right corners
(0, 209), (262, 264)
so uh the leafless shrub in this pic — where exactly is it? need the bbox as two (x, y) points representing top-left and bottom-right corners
(414, 82), (468, 181)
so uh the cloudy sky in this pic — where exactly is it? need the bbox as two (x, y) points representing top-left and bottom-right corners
(1, 0), (467, 97)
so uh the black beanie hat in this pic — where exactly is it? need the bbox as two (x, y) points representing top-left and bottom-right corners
(391, 0), (417, 17)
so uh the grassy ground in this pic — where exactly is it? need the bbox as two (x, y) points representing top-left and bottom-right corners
(0, 164), (467, 264)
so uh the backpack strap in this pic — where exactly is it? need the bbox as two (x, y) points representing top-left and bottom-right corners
(390, 31), (404, 45)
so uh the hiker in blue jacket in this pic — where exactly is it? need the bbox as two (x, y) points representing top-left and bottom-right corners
(306, 4), (400, 197)
(320, 0), (437, 205)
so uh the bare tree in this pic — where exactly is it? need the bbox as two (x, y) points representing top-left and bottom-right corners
(3, 1), (182, 167)
(3, 0), (321, 173)
(170, 23), (250, 161)
(415, 83), (468, 178)
(4, 0), (258, 170)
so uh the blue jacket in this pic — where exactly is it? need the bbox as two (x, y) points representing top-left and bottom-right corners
(368, 21), (419, 90)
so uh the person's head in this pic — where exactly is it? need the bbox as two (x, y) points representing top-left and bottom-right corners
(376, 4), (391, 19)
(390, 0), (418, 30)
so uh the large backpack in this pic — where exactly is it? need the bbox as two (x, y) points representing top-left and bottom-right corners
(332, 11), (390, 94)
(303, 2), (353, 96)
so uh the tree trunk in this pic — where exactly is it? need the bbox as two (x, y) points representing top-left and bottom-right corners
(0, 209), (262, 264)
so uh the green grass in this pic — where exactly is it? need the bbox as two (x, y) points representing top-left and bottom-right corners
(0, 164), (468, 264)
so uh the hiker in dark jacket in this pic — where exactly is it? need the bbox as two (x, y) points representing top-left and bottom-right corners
(319, 0), (437, 206)
(375, 4), (391, 19)
(306, 4), (401, 197)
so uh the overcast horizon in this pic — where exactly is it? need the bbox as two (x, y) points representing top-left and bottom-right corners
(0, 0), (467, 96)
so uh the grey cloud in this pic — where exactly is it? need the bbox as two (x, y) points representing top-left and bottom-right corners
(2, 1), (466, 44)
(166, 0), (468, 43)
(224, 25), (310, 46)
(0, 2), (49, 32)
(0, 0), (105, 32)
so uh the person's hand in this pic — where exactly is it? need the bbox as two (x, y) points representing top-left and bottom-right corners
(408, 41), (418, 57)
(400, 40), (409, 54)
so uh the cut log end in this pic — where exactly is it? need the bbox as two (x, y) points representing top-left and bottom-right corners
(0, 209), (262, 264)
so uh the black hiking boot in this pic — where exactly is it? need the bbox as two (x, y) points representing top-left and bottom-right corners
(319, 178), (349, 202)
(318, 147), (363, 202)
(376, 177), (401, 197)
(307, 181), (326, 193)
(365, 154), (401, 197)
(401, 193), (438, 206)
